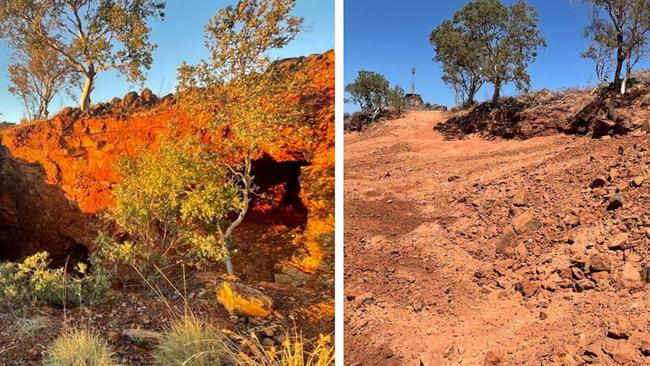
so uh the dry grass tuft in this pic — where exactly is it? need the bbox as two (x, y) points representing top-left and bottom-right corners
(43, 328), (116, 366)
(153, 314), (228, 366)
(229, 331), (334, 366)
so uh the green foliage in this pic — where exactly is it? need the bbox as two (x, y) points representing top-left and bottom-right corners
(7, 38), (77, 120)
(345, 70), (391, 113)
(582, 0), (649, 93)
(175, 0), (306, 276)
(387, 85), (407, 114)
(177, 0), (306, 151)
(346, 71), (407, 119)
(44, 329), (117, 366)
(0, 0), (165, 110)
(430, 20), (485, 106)
(431, 0), (545, 104)
(95, 136), (241, 280)
(0, 253), (109, 307)
(154, 315), (228, 366)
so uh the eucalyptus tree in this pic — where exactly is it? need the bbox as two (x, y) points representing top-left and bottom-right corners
(431, 0), (545, 104)
(582, 0), (650, 94)
(0, 0), (165, 111)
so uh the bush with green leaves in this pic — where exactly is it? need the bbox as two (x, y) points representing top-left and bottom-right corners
(430, 0), (545, 104)
(0, 252), (109, 307)
(93, 136), (244, 282)
(44, 329), (117, 366)
(345, 70), (390, 117)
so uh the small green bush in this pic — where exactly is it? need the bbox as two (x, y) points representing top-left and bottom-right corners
(93, 136), (240, 282)
(44, 329), (117, 366)
(154, 315), (229, 366)
(0, 252), (109, 306)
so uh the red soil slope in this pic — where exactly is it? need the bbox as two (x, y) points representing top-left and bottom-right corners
(345, 110), (649, 365)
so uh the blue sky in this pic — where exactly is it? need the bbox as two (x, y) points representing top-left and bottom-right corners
(0, 1), (334, 123)
(344, 0), (650, 112)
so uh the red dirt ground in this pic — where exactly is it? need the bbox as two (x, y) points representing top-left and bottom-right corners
(344, 111), (650, 365)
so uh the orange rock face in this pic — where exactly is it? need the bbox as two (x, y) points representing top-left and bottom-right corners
(0, 50), (334, 265)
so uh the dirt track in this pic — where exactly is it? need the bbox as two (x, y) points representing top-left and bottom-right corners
(344, 111), (650, 365)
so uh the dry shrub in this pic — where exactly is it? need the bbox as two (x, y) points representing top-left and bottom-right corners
(229, 331), (334, 366)
(153, 315), (228, 366)
(43, 328), (116, 366)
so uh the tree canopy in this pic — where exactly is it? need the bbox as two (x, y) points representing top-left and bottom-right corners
(582, 0), (650, 94)
(0, 0), (165, 111)
(345, 70), (407, 119)
(173, 0), (305, 276)
(7, 38), (77, 120)
(345, 70), (390, 112)
(430, 0), (545, 105)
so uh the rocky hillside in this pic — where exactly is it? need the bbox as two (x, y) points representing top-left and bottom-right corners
(0, 51), (334, 282)
(345, 109), (650, 365)
(436, 70), (650, 140)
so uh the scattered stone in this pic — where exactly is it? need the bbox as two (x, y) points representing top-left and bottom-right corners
(619, 262), (642, 289)
(217, 280), (273, 317)
(607, 193), (624, 210)
(607, 317), (632, 339)
(495, 231), (516, 254)
(483, 349), (505, 365)
(631, 176), (645, 187)
(516, 278), (540, 297)
(584, 343), (601, 358)
(641, 266), (650, 284)
(602, 340), (637, 364)
(590, 254), (612, 272)
(261, 337), (275, 347)
(607, 232), (628, 250)
(564, 213), (580, 227)
(512, 212), (541, 234)
(122, 328), (163, 343)
(590, 177), (607, 188)
(512, 190), (528, 207)
(574, 278), (596, 292)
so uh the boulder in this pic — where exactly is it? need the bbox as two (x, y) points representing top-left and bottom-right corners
(590, 254), (612, 272)
(602, 340), (637, 364)
(217, 280), (273, 317)
(121, 91), (140, 108)
(619, 262), (642, 289)
(141, 88), (158, 104)
(512, 212), (541, 234)
(607, 316), (632, 339)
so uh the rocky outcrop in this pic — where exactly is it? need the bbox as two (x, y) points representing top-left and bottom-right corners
(0, 50), (334, 271)
(437, 70), (650, 140)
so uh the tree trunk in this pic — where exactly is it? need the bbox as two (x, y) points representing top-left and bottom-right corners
(491, 81), (501, 104)
(467, 82), (477, 107)
(80, 70), (95, 112)
(222, 153), (254, 277)
(613, 33), (624, 94)
(620, 56), (633, 95)
(224, 256), (235, 277)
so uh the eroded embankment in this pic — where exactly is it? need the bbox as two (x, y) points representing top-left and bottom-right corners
(0, 51), (334, 284)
